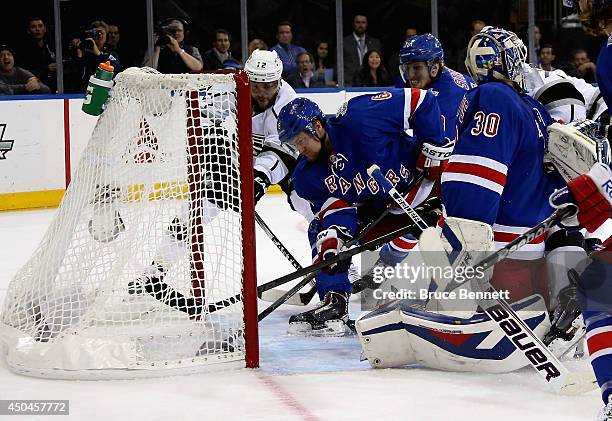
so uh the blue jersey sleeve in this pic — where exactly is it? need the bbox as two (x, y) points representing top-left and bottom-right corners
(596, 35), (612, 114)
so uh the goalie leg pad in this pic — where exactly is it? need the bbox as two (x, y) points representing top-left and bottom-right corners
(356, 295), (550, 373)
(420, 216), (495, 315)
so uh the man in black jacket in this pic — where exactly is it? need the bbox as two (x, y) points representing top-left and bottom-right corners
(202, 29), (233, 71)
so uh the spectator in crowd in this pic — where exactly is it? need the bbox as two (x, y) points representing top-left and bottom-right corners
(531, 25), (542, 66)
(270, 21), (306, 79)
(538, 44), (556, 71)
(568, 48), (597, 82)
(351, 49), (392, 87)
(17, 17), (56, 92)
(143, 18), (202, 74)
(248, 38), (268, 56)
(314, 41), (336, 86)
(458, 19), (486, 73)
(388, 27), (419, 82)
(0, 44), (50, 95)
(202, 29), (233, 70)
(287, 52), (325, 89)
(105, 23), (133, 68)
(343, 14), (382, 86)
(67, 20), (120, 92)
(106, 24), (120, 51)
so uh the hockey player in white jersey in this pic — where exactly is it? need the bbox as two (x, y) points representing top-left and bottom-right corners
(246, 49), (311, 217)
(127, 49), (313, 304)
(510, 31), (609, 125)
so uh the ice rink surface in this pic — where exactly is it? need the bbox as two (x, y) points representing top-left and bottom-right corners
(0, 194), (604, 421)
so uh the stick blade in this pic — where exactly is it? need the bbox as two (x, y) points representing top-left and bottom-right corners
(558, 370), (598, 395)
(259, 288), (309, 306)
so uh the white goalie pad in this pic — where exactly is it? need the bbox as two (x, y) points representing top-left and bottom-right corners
(545, 119), (611, 182)
(418, 217), (495, 316)
(356, 294), (550, 373)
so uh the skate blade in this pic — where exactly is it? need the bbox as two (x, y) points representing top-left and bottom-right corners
(287, 320), (351, 337)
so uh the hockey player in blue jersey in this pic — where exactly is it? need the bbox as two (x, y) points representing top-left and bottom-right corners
(368, 34), (479, 260)
(396, 33), (477, 141)
(442, 26), (565, 299)
(554, 2), (612, 419)
(353, 25), (607, 389)
(276, 89), (446, 335)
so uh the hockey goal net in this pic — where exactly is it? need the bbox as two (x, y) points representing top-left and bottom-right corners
(0, 68), (258, 378)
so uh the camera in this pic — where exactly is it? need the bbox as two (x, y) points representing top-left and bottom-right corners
(79, 28), (101, 50)
(155, 25), (177, 47)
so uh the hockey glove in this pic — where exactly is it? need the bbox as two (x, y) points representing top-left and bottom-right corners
(550, 163), (612, 232)
(253, 169), (271, 204)
(314, 225), (352, 274)
(416, 139), (454, 181)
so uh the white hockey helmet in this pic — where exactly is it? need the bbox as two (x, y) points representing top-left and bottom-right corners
(244, 49), (283, 83)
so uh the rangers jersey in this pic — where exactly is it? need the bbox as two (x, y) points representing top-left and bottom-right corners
(596, 34), (612, 114)
(442, 81), (564, 257)
(397, 67), (476, 140)
(292, 88), (444, 234)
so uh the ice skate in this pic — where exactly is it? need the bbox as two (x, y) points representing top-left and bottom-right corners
(288, 291), (351, 337)
(597, 396), (612, 421)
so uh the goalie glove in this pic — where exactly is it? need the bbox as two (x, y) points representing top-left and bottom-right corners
(253, 169), (271, 204)
(314, 225), (352, 274)
(550, 162), (612, 232)
(416, 138), (454, 180)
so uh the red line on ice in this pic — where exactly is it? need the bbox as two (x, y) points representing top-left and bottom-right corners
(257, 372), (320, 421)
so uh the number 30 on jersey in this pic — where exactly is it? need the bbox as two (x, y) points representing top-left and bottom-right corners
(470, 111), (500, 138)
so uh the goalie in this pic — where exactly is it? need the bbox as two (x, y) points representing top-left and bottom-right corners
(355, 26), (610, 380)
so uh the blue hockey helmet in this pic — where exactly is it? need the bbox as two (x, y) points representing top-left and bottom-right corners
(399, 34), (444, 67)
(277, 98), (325, 144)
(465, 26), (526, 86)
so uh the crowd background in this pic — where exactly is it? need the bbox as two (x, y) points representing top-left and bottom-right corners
(0, 0), (609, 94)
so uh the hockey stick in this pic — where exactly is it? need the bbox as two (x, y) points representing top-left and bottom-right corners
(256, 198), (441, 294)
(369, 164), (594, 395)
(136, 217), (417, 320)
(255, 211), (317, 305)
(257, 205), (397, 306)
(256, 200), (441, 321)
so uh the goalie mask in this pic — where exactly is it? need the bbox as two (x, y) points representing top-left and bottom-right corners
(465, 26), (527, 87)
(546, 119), (611, 182)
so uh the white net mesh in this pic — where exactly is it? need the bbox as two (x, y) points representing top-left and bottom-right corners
(0, 68), (254, 378)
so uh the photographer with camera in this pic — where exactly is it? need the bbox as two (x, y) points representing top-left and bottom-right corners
(67, 20), (120, 92)
(143, 18), (202, 74)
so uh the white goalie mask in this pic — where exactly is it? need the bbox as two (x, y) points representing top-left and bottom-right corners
(244, 49), (283, 83)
